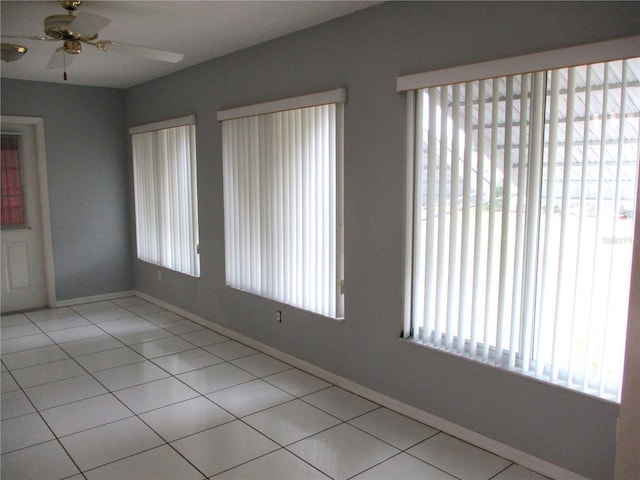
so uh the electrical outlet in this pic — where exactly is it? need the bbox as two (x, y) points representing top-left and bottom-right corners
(156, 270), (162, 282)
(276, 310), (282, 323)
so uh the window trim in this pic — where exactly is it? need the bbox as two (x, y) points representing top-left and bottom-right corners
(397, 35), (640, 92)
(217, 88), (347, 121)
(129, 114), (196, 135)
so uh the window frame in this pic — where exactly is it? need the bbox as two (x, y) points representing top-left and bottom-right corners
(129, 115), (200, 277)
(217, 89), (346, 319)
(400, 36), (640, 402)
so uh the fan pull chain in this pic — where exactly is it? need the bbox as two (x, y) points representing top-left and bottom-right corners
(63, 51), (68, 81)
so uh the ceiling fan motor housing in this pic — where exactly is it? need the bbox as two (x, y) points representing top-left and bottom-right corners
(60, 1), (82, 10)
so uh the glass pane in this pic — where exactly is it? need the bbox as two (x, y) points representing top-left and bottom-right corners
(132, 125), (200, 277)
(222, 104), (342, 318)
(536, 58), (640, 398)
(1, 135), (25, 227)
(414, 74), (534, 358)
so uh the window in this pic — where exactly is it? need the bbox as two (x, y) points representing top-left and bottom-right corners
(400, 38), (640, 401)
(1, 134), (25, 228)
(130, 115), (200, 277)
(218, 89), (345, 318)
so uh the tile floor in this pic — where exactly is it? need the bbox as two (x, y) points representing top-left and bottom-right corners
(1, 296), (550, 479)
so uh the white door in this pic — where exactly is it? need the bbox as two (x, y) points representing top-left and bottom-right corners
(1, 120), (49, 313)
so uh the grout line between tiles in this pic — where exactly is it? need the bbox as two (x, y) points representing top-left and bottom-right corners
(488, 463), (519, 480)
(343, 451), (406, 480)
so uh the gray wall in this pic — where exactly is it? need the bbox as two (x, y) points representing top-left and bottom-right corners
(1, 80), (133, 300)
(126, 4), (639, 479)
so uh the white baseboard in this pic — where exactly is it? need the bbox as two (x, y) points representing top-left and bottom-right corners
(55, 290), (136, 308)
(133, 290), (589, 480)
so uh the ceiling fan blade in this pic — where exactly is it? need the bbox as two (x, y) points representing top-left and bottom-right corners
(98, 41), (184, 63)
(68, 12), (111, 38)
(47, 48), (74, 69)
(1, 35), (58, 43)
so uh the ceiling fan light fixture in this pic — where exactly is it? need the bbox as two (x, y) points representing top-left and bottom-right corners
(1, 43), (28, 62)
(63, 40), (82, 54)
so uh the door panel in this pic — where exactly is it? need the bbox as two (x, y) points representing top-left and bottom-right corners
(1, 121), (48, 313)
(5, 241), (31, 289)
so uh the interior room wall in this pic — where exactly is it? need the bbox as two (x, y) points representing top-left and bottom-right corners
(125, 4), (640, 479)
(1, 80), (133, 300)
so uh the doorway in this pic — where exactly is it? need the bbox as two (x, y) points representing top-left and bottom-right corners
(1, 116), (55, 313)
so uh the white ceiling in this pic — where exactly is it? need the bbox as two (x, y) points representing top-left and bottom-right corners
(1, 1), (379, 89)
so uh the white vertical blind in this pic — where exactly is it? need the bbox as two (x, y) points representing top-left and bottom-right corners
(406, 57), (640, 401)
(131, 122), (200, 277)
(220, 98), (344, 319)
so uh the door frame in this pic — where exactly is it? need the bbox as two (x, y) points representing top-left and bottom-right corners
(1, 115), (56, 308)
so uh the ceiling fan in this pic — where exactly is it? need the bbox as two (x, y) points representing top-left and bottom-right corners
(1, 0), (184, 80)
